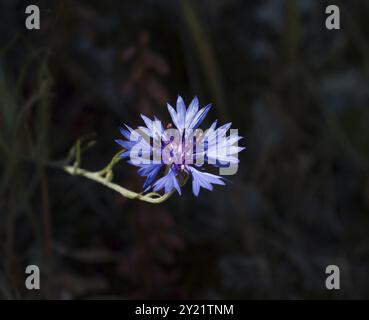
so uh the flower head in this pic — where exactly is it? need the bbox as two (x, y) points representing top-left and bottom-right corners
(115, 96), (244, 196)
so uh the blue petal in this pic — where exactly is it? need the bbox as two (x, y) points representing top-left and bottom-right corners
(217, 122), (232, 132)
(153, 116), (165, 134)
(192, 176), (200, 196)
(153, 168), (181, 195)
(143, 173), (160, 189)
(176, 95), (186, 130)
(188, 104), (212, 129)
(141, 114), (153, 131)
(185, 96), (199, 127)
(188, 166), (225, 196)
(138, 166), (152, 176)
(167, 103), (181, 130)
(208, 120), (218, 131)
(115, 139), (136, 150)
(142, 164), (163, 189)
(118, 150), (131, 158)
(119, 126), (131, 139)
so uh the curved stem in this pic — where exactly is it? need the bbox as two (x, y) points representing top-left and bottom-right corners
(40, 137), (183, 204)
(62, 165), (175, 204)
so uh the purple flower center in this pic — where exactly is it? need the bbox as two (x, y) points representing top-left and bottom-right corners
(161, 129), (199, 172)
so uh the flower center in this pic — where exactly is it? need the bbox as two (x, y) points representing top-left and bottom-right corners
(161, 134), (193, 171)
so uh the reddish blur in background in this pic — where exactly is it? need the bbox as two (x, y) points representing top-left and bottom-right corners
(1, 0), (369, 299)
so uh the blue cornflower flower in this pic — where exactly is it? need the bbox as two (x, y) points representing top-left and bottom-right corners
(115, 96), (244, 196)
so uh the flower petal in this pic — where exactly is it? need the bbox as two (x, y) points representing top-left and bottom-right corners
(176, 95), (186, 130)
(188, 166), (224, 196)
(185, 96), (199, 127)
(167, 103), (181, 130)
(188, 104), (212, 129)
(119, 126), (131, 139)
(140, 114), (153, 131)
(115, 139), (136, 150)
(153, 168), (181, 195)
(141, 164), (163, 189)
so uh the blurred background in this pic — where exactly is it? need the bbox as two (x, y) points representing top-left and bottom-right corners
(1, 0), (369, 299)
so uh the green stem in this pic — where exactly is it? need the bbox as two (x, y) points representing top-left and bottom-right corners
(62, 164), (175, 204)
(35, 135), (183, 204)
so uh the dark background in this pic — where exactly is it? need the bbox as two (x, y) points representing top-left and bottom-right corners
(1, 0), (369, 299)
